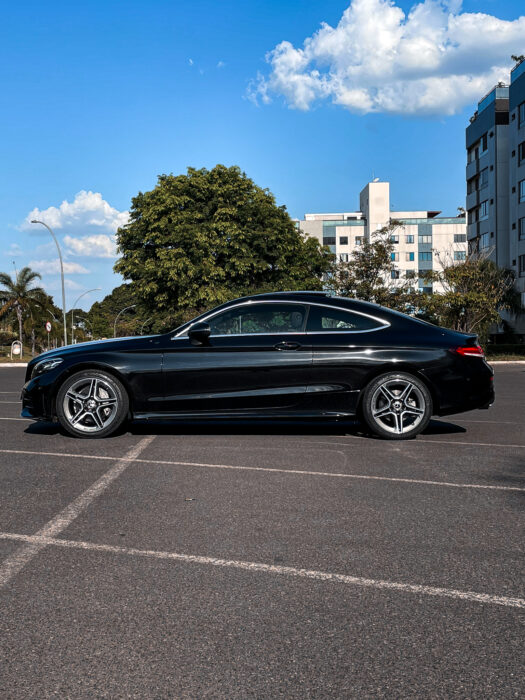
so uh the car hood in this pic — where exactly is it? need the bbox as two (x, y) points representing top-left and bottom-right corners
(28, 335), (158, 365)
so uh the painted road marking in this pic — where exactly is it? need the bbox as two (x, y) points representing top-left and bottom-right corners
(0, 531), (523, 609)
(0, 417), (32, 421)
(327, 435), (525, 450)
(0, 448), (523, 493)
(0, 436), (155, 588)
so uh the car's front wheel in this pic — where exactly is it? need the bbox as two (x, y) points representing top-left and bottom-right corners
(56, 370), (129, 438)
(361, 372), (432, 440)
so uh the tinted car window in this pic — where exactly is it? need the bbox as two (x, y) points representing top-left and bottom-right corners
(208, 304), (307, 335)
(307, 305), (384, 332)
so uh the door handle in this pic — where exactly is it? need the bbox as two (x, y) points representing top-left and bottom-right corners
(274, 341), (301, 351)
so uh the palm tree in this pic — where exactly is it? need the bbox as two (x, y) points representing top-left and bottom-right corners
(0, 267), (47, 355)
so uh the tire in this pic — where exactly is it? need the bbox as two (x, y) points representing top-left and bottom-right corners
(361, 372), (432, 440)
(56, 370), (129, 438)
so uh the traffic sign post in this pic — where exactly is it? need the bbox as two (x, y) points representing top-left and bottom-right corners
(45, 321), (52, 350)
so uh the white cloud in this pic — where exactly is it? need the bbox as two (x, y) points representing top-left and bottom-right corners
(64, 234), (117, 258)
(23, 190), (129, 233)
(28, 259), (90, 275)
(4, 243), (23, 257)
(249, 0), (525, 116)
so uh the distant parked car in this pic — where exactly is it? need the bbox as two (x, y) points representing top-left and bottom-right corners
(22, 291), (494, 439)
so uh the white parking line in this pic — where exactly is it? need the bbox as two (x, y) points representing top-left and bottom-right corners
(327, 435), (525, 450)
(0, 531), (523, 609)
(0, 436), (155, 588)
(0, 401), (21, 404)
(0, 448), (523, 493)
(0, 417), (32, 421)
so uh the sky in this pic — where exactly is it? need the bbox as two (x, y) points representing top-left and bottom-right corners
(0, 0), (524, 311)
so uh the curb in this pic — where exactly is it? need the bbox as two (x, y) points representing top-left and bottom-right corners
(488, 360), (525, 364)
(0, 363), (28, 368)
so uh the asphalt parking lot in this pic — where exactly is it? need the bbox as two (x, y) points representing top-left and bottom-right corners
(0, 365), (524, 698)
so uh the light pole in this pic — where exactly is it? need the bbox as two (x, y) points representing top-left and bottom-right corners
(71, 288), (100, 344)
(140, 316), (153, 335)
(31, 220), (68, 347)
(114, 304), (136, 338)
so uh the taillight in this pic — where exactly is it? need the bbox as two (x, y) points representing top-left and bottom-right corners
(451, 345), (485, 358)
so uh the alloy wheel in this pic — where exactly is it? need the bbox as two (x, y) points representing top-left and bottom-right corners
(370, 378), (426, 436)
(62, 376), (119, 434)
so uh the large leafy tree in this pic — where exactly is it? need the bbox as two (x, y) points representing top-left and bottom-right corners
(417, 254), (521, 346)
(0, 267), (48, 354)
(330, 221), (412, 311)
(87, 284), (142, 338)
(115, 165), (332, 323)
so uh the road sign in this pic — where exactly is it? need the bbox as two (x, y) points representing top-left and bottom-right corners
(45, 321), (52, 333)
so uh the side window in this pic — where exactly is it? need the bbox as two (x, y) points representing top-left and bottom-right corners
(208, 304), (307, 335)
(306, 305), (384, 332)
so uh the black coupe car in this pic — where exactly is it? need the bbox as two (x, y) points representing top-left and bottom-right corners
(22, 291), (494, 439)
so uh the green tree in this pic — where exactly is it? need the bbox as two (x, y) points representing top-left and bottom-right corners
(115, 165), (332, 324)
(330, 221), (412, 311)
(86, 283), (157, 338)
(418, 254), (520, 346)
(0, 267), (48, 354)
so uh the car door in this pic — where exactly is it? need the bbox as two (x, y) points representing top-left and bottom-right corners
(161, 302), (313, 414)
(304, 303), (389, 413)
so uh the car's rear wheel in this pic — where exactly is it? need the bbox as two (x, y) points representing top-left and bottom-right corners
(361, 372), (432, 440)
(56, 370), (129, 438)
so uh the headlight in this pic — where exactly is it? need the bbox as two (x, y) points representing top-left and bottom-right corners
(32, 358), (63, 378)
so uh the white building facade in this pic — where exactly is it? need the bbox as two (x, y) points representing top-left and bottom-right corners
(298, 180), (467, 294)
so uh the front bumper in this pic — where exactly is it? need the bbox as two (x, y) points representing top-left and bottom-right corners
(21, 378), (54, 421)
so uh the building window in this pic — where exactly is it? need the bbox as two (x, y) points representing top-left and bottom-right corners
(519, 217), (525, 241)
(479, 200), (489, 220)
(355, 236), (363, 246)
(420, 286), (433, 294)
(390, 235), (399, 244)
(323, 236), (336, 246)
(519, 102), (525, 128)
(391, 252), (399, 261)
(339, 236), (348, 245)
(454, 250), (467, 261)
(481, 133), (488, 153)
(391, 269), (400, 279)
(406, 252), (415, 262)
(339, 253), (349, 262)
(419, 252), (432, 261)
(519, 141), (525, 165)
(418, 235), (432, 244)
(519, 255), (525, 277)
(481, 233), (490, 249)
(520, 179), (525, 203)
(467, 177), (478, 194)
(468, 208), (478, 224)
(467, 145), (479, 163)
(405, 269), (416, 279)
(454, 234), (467, 242)
(405, 235), (414, 244)
(479, 168), (489, 189)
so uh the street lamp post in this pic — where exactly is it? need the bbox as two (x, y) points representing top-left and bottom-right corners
(140, 316), (153, 335)
(114, 304), (136, 338)
(31, 220), (68, 347)
(71, 288), (101, 344)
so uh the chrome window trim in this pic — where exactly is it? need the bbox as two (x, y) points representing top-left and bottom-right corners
(172, 300), (390, 339)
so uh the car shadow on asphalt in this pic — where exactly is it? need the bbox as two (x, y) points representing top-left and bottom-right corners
(23, 417), (467, 439)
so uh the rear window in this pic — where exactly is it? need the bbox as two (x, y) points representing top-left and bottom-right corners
(306, 305), (385, 332)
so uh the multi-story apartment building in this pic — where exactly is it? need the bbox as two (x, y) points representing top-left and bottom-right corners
(466, 60), (525, 333)
(299, 180), (467, 294)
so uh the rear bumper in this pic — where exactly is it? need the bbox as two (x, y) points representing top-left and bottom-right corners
(432, 360), (495, 416)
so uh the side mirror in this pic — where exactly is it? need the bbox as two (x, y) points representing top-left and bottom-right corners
(188, 321), (211, 346)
